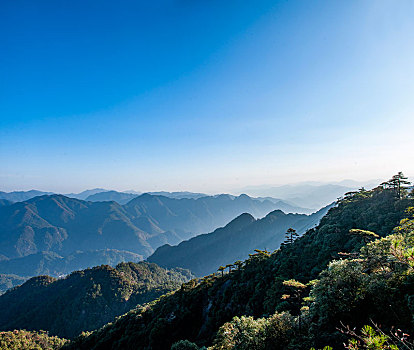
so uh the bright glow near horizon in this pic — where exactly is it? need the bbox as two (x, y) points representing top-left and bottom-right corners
(1, 0), (413, 193)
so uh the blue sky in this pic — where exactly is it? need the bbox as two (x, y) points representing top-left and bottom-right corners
(1, 0), (413, 193)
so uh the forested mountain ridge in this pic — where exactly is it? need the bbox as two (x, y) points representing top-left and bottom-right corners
(0, 194), (152, 259)
(147, 204), (332, 277)
(0, 261), (193, 339)
(65, 182), (414, 349)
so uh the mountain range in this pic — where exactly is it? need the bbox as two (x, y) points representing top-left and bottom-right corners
(0, 193), (319, 289)
(147, 204), (332, 276)
(0, 189), (311, 212)
(0, 190), (54, 203)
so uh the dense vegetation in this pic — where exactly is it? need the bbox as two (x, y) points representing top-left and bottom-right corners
(148, 205), (331, 276)
(0, 330), (67, 350)
(0, 262), (193, 338)
(65, 180), (413, 349)
(211, 206), (414, 349)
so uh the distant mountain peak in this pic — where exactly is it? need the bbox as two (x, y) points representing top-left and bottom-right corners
(214, 194), (233, 200)
(265, 209), (285, 217)
(236, 194), (251, 200)
(136, 193), (157, 200)
(225, 212), (255, 227)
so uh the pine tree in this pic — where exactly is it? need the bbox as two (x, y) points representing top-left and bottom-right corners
(283, 228), (299, 245)
(381, 172), (411, 198)
(218, 266), (225, 277)
(234, 260), (244, 270)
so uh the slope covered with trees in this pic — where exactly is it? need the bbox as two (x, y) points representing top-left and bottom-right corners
(0, 330), (67, 350)
(211, 205), (414, 349)
(65, 179), (413, 349)
(0, 262), (193, 339)
(148, 204), (331, 277)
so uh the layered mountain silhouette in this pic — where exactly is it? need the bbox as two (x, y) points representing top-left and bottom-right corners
(85, 190), (138, 204)
(147, 204), (332, 276)
(84, 190), (208, 204)
(0, 190), (53, 202)
(0, 189), (311, 212)
(0, 195), (152, 260)
(147, 191), (207, 199)
(0, 199), (13, 207)
(0, 193), (316, 287)
(240, 182), (377, 209)
(64, 188), (108, 200)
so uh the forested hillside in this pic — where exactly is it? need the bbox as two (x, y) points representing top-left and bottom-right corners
(65, 180), (414, 349)
(148, 204), (331, 276)
(0, 330), (67, 350)
(0, 262), (192, 339)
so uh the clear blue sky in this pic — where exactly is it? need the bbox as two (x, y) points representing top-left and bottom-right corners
(1, 0), (413, 193)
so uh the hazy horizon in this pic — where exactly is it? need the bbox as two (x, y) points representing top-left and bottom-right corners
(0, 177), (401, 196)
(2, 1), (413, 193)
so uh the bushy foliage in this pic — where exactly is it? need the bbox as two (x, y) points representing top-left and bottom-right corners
(341, 325), (413, 350)
(211, 312), (294, 350)
(0, 330), (67, 350)
(306, 209), (414, 348)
